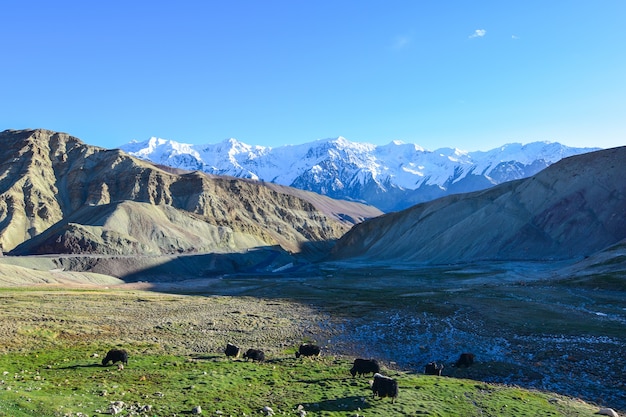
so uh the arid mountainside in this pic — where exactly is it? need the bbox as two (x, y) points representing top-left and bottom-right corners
(331, 146), (626, 264)
(0, 129), (382, 256)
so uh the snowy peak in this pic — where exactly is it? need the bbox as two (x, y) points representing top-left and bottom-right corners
(124, 137), (200, 163)
(119, 137), (599, 212)
(475, 141), (580, 165)
(216, 137), (268, 156)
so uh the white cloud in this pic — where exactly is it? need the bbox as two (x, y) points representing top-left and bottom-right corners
(511, 35), (520, 40)
(469, 29), (486, 39)
(393, 35), (411, 49)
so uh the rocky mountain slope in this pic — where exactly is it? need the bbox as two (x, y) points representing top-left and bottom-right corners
(330, 146), (626, 264)
(0, 129), (382, 256)
(121, 136), (598, 212)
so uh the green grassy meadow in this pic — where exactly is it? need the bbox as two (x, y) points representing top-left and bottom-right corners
(0, 344), (601, 417)
(0, 287), (608, 417)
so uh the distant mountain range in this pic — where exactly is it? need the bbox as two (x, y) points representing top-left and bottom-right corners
(0, 128), (624, 276)
(120, 137), (599, 211)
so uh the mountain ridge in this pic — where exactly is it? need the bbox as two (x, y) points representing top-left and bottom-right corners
(120, 136), (598, 211)
(0, 129), (382, 256)
(329, 146), (626, 264)
(2, 128), (623, 271)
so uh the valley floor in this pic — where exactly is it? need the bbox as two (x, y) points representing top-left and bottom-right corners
(0, 257), (624, 413)
(125, 259), (626, 412)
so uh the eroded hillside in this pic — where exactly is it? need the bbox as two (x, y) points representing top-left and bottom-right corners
(330, 146), (626, 264)
(0, 129), (382, 255)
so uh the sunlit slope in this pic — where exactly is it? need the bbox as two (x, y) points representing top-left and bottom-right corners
(331, 146), (626, 264)
(0, 129), (381, 255)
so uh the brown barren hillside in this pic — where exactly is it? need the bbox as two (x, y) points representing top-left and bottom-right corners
(331, 146), (626, 264)
(0, 129), (382, 255)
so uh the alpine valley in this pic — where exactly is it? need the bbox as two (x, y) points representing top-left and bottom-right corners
(120, 136), (599, 212)
(1, 128), (625, 414)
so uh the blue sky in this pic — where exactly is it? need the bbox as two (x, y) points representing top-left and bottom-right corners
(2, 1), (625, 151)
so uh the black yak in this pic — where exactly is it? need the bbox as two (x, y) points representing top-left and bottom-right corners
(243, 348), (265, 362)
(424, 361), (444, 376)
(224, 343), (241, 358)
(371, 373), (398, 402)
(295, 343), (321, 358)
(350, 358), (380, 377)
(454, 353), (475, 368)
(102, 349), (128, 366)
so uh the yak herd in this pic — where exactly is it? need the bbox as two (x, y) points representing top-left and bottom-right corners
(101, 344), (475, 404)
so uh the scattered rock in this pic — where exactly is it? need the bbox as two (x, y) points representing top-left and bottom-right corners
(107, 401), (125, 415)
(192, 405), (202, 414)
(262, 406), (275, 416)
(596, 408), (619, 417)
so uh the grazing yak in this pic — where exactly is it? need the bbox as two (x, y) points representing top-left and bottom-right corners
(454, 353), (475, 368)
(225, 343), (241, 358)
(424, 361), (444, 376)
(370, 373), (398, 402)
(350, 358), (380, 377)
(102, 349), (128, 366)
(243, 348), (265, 362)
(295, 343), (321, 358)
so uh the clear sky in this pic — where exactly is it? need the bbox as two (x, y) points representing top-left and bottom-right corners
(2, 1), (625, 151)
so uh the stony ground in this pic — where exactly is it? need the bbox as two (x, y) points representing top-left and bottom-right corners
(0, 290), (339, 358)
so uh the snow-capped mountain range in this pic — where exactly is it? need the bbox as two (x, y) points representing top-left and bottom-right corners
(119, 137), (599, 212)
